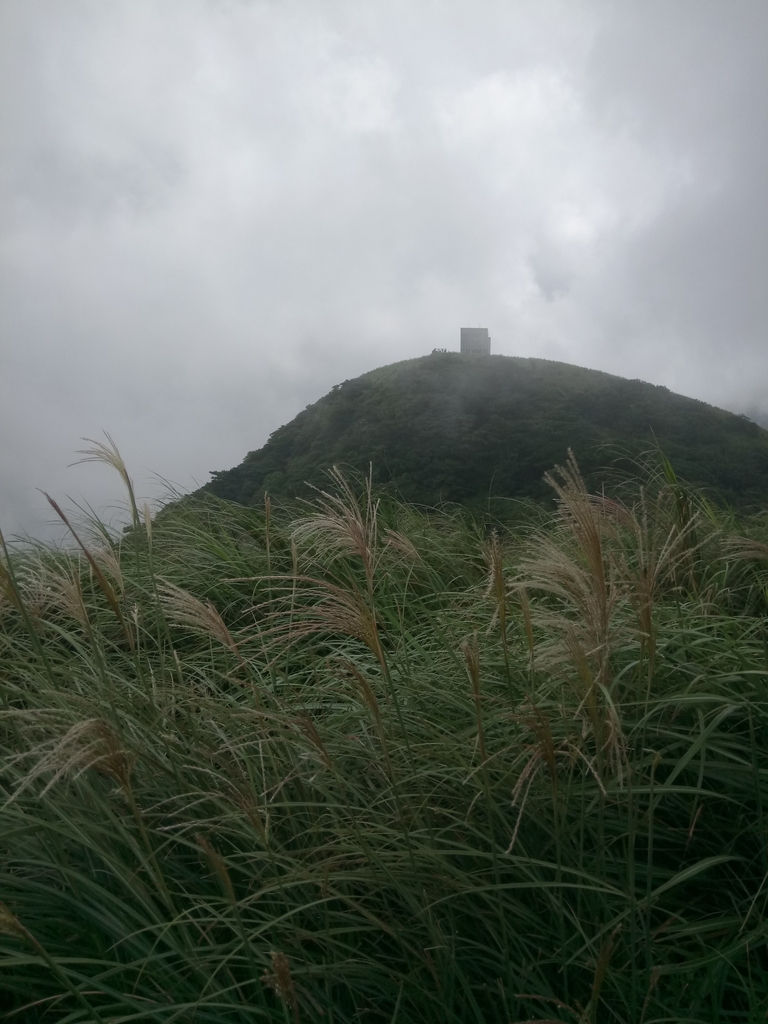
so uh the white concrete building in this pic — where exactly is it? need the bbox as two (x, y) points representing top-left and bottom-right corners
(460, 327), (491, 355)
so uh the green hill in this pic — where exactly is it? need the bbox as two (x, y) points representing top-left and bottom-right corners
(204, 353), (768, 509)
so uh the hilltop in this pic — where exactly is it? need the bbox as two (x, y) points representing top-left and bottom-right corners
(203, 353), (768, 509)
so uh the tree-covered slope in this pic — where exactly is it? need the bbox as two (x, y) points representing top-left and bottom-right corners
(204, 353), (768, 508)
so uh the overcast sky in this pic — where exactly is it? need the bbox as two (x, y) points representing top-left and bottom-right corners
(3, 0), (768, 538)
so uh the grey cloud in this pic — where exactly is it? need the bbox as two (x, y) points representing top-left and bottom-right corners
(2, 0), (768, 538)
(579, 2), (768, 406)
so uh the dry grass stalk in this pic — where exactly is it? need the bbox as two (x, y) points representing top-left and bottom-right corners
(538, 453), (623, 691)
(18, 544), (125, 628)
(483, 531), (506, 630)
(2, 552), (62, 622)
(143, 502), (153, 546)
(337, 658), (383, 728)
(292, 465), (380, 592)
(515, 585), (535, 668)
(159, 581), (246, 667)
(42, 562), (90, 629)
(614, 485), (702, 678)
(506, 701), (571, 853)
(43, 493), (134, 650)
(95, 542), (125, 597)
(195, 834), (236, 902)
(270, 468), (396, 675)
(517, 451), (710, 776)
(76, 434), (139, 527)
(484, 531), (513, 683)
(463, 635), (487, 765)
(256, 576), (384, 668)
(261, 950), (299, 1023)
(336, 658), (396, 779)
(6, 718), (135, 805)
(524, 453), (701, 687)
(0, 552), (19, 614)
(519, 532), (625, 707)
(295, 715), (335, 773)
(517, 453), (649, 772)
(0, 902), (27, 940)
(524, 703), (558, 793)
(586, 925), (621, 1024)
(383, 528), (421, 564)
(723, 536), (768, 562)
(506, 751), (542, 854)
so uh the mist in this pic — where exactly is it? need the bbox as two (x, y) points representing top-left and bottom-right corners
(3, 0), (767, 536)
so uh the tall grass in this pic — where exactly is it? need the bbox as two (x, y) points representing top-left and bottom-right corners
(2, 444), (768, 1022)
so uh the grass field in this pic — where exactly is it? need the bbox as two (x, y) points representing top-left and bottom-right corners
(3, 441), (768, 1022)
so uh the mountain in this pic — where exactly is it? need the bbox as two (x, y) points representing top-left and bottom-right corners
(202, 353), (768, 510)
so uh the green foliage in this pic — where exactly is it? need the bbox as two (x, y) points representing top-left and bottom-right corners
(203, 354), (768, 511)
(3, 444), (768, 1021)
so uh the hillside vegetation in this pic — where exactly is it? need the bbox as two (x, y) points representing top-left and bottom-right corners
(3, 440), (768, 1022)
(205, 354), (768, 510)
